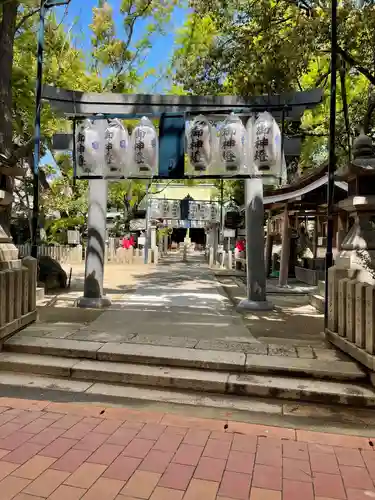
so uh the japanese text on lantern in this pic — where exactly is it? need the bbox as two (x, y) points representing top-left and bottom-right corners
(221, 127), (236, 163)
(105, 130), (114, 167)
(254, 122), (271, 168)
(134, 128), (146, 166)
(190, 124), (204, 165)
(171, 201), (179, 219)
(77, 131), (86, 171)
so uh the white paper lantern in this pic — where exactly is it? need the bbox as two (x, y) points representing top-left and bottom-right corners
(245, 115), (256, 175)
(170, 200), (181, 219)
(129, 116), (159, 177)
(272, 119), (287, 185)
(75, 119), (105, 176)
(186, 115), (215, 173)
(104, 119), (129, 177)
(219, 113), (247, 174)
(247, 112), (285, 185)
(253, 111), (276, 171)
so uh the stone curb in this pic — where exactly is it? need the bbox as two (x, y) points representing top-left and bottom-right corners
(0, 352), (374, 407)
(3, 337), (367, 381)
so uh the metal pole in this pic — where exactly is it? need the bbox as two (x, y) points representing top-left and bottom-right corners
(324, 0), (337, 328)
(31, 0), (46, 259)
(220, 179), (224, 244)
(72, 119), (77, 189)
(144, 183), (150, 265)
(280, 107), (286, 185)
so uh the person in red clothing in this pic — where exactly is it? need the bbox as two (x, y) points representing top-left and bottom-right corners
(122, 235), (134, 250)
(235, 239), (245, 252)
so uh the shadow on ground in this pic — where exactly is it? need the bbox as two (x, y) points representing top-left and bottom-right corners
(218, 275), (330, 348)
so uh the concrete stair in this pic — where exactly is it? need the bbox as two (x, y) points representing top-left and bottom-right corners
(3, 336), (366, 381)
(1, 338), (374, 410)
(309, 280), (325, 313)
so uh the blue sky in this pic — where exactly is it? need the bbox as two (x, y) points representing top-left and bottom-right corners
(55, 0), (188, 92)
(43, 1), (188, 169)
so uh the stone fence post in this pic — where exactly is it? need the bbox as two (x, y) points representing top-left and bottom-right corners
(22, 256), (37, 313)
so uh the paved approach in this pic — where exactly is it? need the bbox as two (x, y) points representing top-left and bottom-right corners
(39, 253), (256, 344)
(36, 253), (343, 361)
(0, 396), (373, 499)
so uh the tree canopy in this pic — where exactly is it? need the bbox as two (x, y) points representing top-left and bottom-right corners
(0, 0), (181, 242)
(169, 0), (375, 203)
(172, 0), (375, 170)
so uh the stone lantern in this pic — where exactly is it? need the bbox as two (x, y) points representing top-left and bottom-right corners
(0, 164), (25, 269)
(333, 132), (375, 284)
(326, 132), (375, 377)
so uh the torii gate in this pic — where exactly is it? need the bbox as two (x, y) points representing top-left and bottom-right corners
(42, 85), (323, 309)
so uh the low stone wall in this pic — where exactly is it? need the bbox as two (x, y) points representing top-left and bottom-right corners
(18, 244), (83, 264)
(295, 266), (325, 285)
(326, 269), (375, 383)
(17, 242), (150, 265)
(0, 257), (37, 342)
(115, 247), (159, 264)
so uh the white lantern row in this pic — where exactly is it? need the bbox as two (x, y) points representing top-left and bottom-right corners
(188, 201), (220, 222)
(185, 112), (286, 182)
(75, 116), (158, 178)
(150, 199), (181, 220)
(149, 199), (220, 222)
(75, 112), (286, 183)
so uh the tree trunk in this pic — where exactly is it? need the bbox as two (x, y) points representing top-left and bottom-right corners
(0, 0), (17, 156)
(0, 1), (19, 261)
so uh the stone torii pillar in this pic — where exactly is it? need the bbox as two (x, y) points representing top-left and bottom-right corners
(237, 178), (272, 311)
(77, 180), (111, 308)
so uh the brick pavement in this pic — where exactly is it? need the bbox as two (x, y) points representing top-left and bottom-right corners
(0, 398), (373, 499)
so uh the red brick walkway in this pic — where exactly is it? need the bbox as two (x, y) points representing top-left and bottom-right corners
(0, 398), (373, 499)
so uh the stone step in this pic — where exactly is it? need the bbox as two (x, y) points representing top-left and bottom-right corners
(309, 293), (325, 313)
(1, 370), (375, 434)
(0, 352), (372, 407)
(318, 280), (325, 296)
(3, 337), (366, 381)
(227, 373), (375, 407)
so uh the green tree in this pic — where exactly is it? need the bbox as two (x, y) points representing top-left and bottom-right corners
(40, 154), (88, 243)
(90, 0), (179, 92)
(0, 1), (103, 248)
(171, 0), (375, 174)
